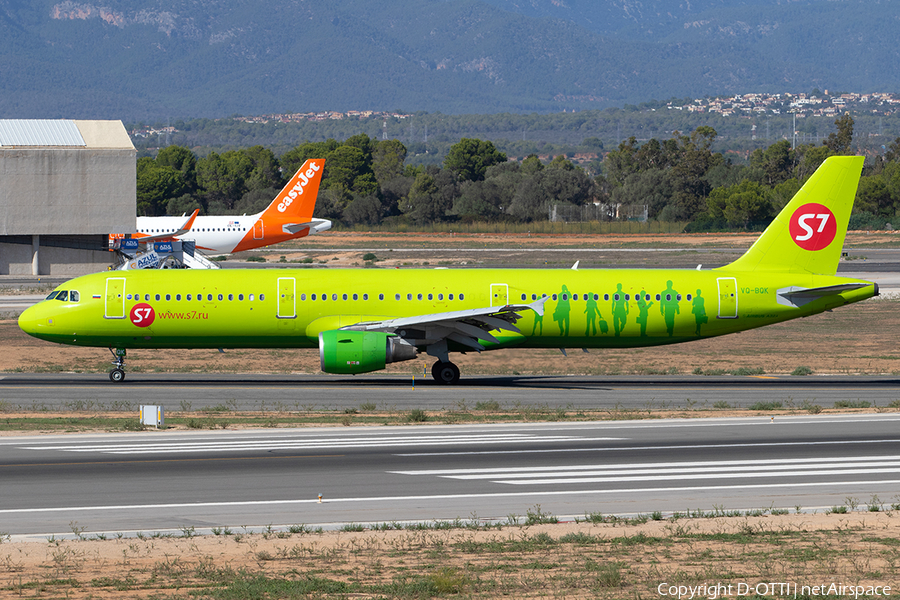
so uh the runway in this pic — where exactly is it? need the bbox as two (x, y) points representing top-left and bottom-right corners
(1, 372), (899, 411)
(2, 415), (899, 537)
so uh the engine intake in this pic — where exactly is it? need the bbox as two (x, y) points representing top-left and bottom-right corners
(319, 330), (417, 375)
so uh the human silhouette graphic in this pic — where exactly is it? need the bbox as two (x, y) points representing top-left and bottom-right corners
(635, 290), (654, 337)
(659, 280), (680, 337)
(692, 289), (707, 336)
(611, 283), (629, 337)
(584, 292), (600, 336)
(553, 285), (571, 336)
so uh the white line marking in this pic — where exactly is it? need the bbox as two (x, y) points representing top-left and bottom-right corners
(3, 479), (900, 515)
(396, 438), (900, 456)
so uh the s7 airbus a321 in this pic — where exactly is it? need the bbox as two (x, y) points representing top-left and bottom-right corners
(20, 156), (877, 383)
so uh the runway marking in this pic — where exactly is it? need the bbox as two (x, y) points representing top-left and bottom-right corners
(397, 438), (900, 456)
(0, 455), (345, 468)
(392, 456), (900, 485)
(20, 433), (595, 455)
(4, 479), (900, 515)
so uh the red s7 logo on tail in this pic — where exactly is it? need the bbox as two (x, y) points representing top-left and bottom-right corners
(788, 203), (836, 251)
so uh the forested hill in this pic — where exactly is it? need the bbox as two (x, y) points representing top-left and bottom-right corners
(2, 0), (900, 120)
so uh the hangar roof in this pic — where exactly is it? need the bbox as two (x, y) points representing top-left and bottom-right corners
(0, 120), (133, 149)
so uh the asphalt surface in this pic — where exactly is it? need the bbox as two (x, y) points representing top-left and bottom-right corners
(2, 415), (899, 537)
(2, 373), (900, 411)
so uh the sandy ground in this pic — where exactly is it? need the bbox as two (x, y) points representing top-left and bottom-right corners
(2, 512), (897, 598)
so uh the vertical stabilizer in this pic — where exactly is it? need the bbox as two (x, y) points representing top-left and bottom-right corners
(261, 159), (325, 223)
(723, 155), (864, 275)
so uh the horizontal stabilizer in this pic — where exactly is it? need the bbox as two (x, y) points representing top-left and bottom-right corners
(282, 218), (332, 235)
(776, 283), (871, 308)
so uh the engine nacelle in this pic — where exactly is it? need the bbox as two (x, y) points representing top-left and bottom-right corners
(319, 330), (418, 375)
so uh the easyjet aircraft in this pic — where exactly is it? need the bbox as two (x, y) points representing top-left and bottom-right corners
(21, 156), (876, 383)
(125, 159), (331, 254)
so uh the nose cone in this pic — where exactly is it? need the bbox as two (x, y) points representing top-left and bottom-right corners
(18, 303), (51, 339)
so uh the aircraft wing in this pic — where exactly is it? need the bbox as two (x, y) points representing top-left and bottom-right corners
(136, 209), (200, 243)
(282, 218), (332, 235)
(344, 297), (547, 353)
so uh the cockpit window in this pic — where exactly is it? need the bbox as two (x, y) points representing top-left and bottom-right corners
(46, 291), (59, 300)
(56, 291), (69, 302)
(70, 291), (79, 302)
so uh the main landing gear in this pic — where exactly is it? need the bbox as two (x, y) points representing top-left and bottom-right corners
(431, 361), (460, 384)
(108, 347), (127, 382)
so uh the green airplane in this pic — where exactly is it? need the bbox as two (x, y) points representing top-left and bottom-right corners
(19, 156), (877, 384)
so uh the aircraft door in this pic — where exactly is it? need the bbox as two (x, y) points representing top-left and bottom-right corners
(717, 277), (738, 319)
(277, 277), (296, 318)
(490, 283), (508, 307)
(254, 219), (264, 240)
(105, 277), (126, 319)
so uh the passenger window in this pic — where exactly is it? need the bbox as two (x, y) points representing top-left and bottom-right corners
(228, 294), (233, 301)
(363, 294), (368, 300)
(126, 294), (132, 300)
(417, 293), (423, 300)
(625, 294), (630, 301)
(604, 294), (609, 301)
(676, 294), (682, 301)
(165, 294), (171, 301)
(187, 294), (192, 300)
(332, 293), (337, 301)
(352, 293), (358, 301)
(460, 293), (465, 300)
(531, 294), (536, 300)
(438, 293), (443, 300)
(686, 294), (692, 301)
(561, 294), (568, 301)
(207, 294), (213, 301)
(145, 294), (150, 301)
(379, 293), (384, 300)
(656, 294), (661, 301)
(311, 294), (317, 300)
(299, 294), (305, 301)
(155, 294), (161, 301)
(594, 294), (599, 301)
(666, 294), (672, 301)
(427, 293), (433, 300)
(239, 294), (244, 301)
(449, 294), (454, 300)
(176, 294), (181, 301)
(407, 294), (412, 301)
(322, 294), (327, 301)
(613, 293), (619, 301)
(342, 294), (348, 301)
(260, 294), (265, 301)
(218, 294), (223, 301)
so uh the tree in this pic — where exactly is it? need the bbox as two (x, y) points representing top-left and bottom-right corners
(444, 138), (507, 182)
(749, 140), (793, 186)
(706, 180), (773, 229)
(136, 157), (188, 216)
(196, 151), (254, 211)
(823, 113), (854, 155)
(155, 146), (197, 192)
(241, 145), (283, 192)
(280, 140), (341, 176)
(402, 172), (448, 224)
(371, 139), (407, 184)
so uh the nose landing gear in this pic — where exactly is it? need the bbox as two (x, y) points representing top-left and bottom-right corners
(108, 347), (127, 382)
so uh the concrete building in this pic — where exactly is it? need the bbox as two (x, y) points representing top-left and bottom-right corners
(0, 119), (135, 275)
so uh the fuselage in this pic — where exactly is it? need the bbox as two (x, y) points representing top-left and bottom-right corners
(134, 214), (330, 254)
(19, 267), (876, 351)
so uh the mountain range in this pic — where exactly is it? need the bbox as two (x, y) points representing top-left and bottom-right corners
(1, 0), (898, 121)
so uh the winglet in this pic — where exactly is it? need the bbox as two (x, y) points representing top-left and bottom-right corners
(528, 295), (548, 317)
(134, 208), (199, 244)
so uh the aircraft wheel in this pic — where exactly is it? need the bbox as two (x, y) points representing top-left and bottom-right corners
(432, 361), (460, 384)
(109, 368), (126, 383)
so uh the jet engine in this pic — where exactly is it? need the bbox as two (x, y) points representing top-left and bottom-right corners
(319, 330), (418, 375)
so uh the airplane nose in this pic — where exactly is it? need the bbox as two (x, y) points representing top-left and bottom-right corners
(18, 303), (49, 338)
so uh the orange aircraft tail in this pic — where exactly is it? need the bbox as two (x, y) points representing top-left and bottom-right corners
(261, 159), (325, 224)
